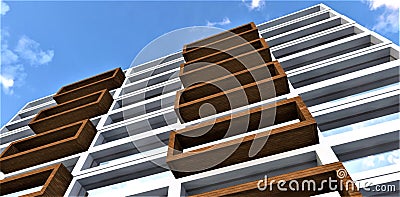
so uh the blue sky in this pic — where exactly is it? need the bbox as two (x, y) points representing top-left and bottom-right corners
(0, 0), (399, 126)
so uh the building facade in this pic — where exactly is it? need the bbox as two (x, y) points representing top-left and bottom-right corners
(0, 3), (399, 196)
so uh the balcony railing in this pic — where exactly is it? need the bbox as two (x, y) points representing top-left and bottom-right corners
(183, 22), (258, 61)
(183, 38), (270, 68)
(180, 42), (272, 87)
(175, 61), (288, 122)
(167, 97), (317, 178)
(53, 67), (124, 104)
(0, 164), (72, 197)
(0, 120), (96, 173)
(29, 89), (112, 134)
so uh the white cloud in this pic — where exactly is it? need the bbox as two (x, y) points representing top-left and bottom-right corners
(0, 64), (26, 95)
(1, 34), (54, 94)
(0, 75), (14, 93)
(206, 17), (231, 27)
(0, 1), (10, 15)
(242, 0), (265, 11)
(366, 0), (400, 10)
(373, 11), (399, 33)
(363, 0), (400, 33)
(15, 36), (54, 66)
(1, 45), (18, 65)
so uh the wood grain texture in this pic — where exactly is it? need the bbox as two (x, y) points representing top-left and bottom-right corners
(167, 97), (318, 178)
(191, 162), (362, 197)
(178, 61), (282, 103)
(175, 61), (289, 123)
(28, 89), (112, 134)
(183, 28), (260, 62)
(0, 68), (121, 195)
(53, 67), (125, 104)
(180, 44), (272, 88)
(183, 38), (269, 69)
(183, 22), (257, 60)
(0, 119), (96, 173)
(0, 163), (72, 196)
(174, 64), (289, 123)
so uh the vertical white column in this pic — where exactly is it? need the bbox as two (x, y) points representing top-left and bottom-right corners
(168, 179), (188, 197)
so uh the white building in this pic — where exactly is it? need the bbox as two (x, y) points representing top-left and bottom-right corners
(0, 4), (398, 196)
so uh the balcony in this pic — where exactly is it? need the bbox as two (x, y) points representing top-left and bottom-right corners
(183, 38), (270, 69)
(29, 89), (112, 134)
(191, 162), (362, 197)
(53, 67), (125, 104)
(178, 61), (286, 101)
(183, 22), (259, 62)
(0, 164), (72, 196)
(175, 62), (288, 123)
(0, 120), (96, 173)
(167, 97), (317, 178)
(180, 44), (272, 88)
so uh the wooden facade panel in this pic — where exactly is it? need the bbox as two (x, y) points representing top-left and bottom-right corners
(183, 38), (269, 69)
(167, 97), (318, 178)
(29, 89), (112, 134)
(0, 120), (96, 173)
(175, 67), (288, 123)
(183, 28), (260, 62)
(0, 164), (72, 196)
(177, 61), (287, 105)
(180, 46), (272, 88)
(183, 22), (258, 61)
(191, 162), (362, 197)
(53, 67), (125, 104)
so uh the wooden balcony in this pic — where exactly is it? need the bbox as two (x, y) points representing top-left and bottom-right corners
(53, 67), (125, 104)
(0, 120), (96, 173)
(191, 162), (362, 197)
(167, 97), (318, 178)
(183, 22), (259, 62)
(175, 62), (288, 123)
(29, 89), (112, 134)
(180, 44), (272, 88)
(176, 61), (288, 122)
(0, 163), (72, 196)
(183, 38), (269, 68)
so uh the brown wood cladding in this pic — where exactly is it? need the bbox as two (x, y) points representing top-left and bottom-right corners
(0, 163), (72, 196)
(183, 38), (269, 68)
(28, 89), (112, 134)
(0, 68), (124, 195)
(0, 120), (96, 173)
(53, 67), (125, 104)
(180, 45), (272, 88)
(175, 61), (289, 123)
(178, 61), (283, 102)
(183, 22), (258, 61)
(175, 68), (289, 123)
(173, 96), (309, 149)
(183, 28), (260, 62)
(191, 162), (362, 197)
(167, 97), (318, 178)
